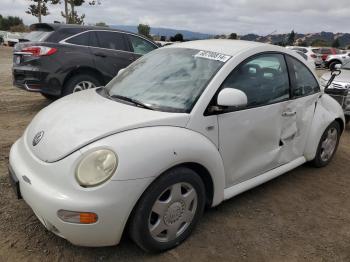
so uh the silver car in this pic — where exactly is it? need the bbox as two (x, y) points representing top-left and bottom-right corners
(320, 63), (350, 124)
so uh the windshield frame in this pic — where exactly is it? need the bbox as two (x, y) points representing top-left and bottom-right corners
(105, 47), (229, 113)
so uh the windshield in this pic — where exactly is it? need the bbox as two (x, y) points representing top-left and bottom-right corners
(24, 31), (51, 42)
(106, 48), (228, 113)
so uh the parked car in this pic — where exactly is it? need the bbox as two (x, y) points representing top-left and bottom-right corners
(9, 40), (345, 252)
(324, 52), (350, 70)
(3, 32), (23, 46)
(295, 50), (316, 69)
(319, 47), (346, 70)
(286, 46), (323, 67)
(12, 23), (158, 99)
(320, 62), (350, 124)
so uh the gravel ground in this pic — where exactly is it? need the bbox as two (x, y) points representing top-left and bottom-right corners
(0, 46), (350, 262)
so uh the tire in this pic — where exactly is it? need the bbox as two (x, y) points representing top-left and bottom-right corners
(62, 74), (101, 96)
(311, 121), (341, 167)
(345, 116), (350, 125)
(329, 61), (341, 71)
(129, 167), (206, 253)
(41, 93), (57, 100)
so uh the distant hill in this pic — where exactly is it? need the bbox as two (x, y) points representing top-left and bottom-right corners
(110, 25), (350, 47)
(241, 31), (350, 48)
(110, 25), (212, 40)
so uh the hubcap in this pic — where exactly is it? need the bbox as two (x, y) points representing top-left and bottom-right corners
(73, 81), (96, 93)
(148, 183), (197, 242)
(320, 127), (338, 162)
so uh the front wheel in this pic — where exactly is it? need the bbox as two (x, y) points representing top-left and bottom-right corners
(311, 121), (341, 167)
(129, 167), (206, 252)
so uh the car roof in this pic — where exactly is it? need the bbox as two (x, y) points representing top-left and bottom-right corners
(166, 39), (279, 56)
(30, 23), (132, 34)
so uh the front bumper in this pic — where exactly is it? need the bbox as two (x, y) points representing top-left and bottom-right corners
(9, 137), (152, 247)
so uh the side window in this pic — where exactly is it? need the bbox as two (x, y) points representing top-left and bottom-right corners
(65, 31), (91, 46)
(286, 56), (320, 97)
(93, 31), (129, 51)
(221, 53), (290, 109)
(128, 35), (156, 55)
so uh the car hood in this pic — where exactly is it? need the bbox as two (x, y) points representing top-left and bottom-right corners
(25, 89), (190, 163)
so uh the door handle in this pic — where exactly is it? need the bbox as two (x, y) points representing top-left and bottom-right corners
(94, 52), (106, 58)
(282, 111), (296, 117)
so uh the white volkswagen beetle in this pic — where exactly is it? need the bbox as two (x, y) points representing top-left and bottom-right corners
(9, 40), (345, 252)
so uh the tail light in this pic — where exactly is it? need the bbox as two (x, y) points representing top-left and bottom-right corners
(21, 46), (57, 57)
(310, 54), (317, 58)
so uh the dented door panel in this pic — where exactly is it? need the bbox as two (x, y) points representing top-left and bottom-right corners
(218, 102), (289, 187)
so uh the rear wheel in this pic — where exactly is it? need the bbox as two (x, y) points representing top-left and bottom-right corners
(62, 74), (101, 96)
(129, 167), (206, 252)
(311, 121), (341, 167)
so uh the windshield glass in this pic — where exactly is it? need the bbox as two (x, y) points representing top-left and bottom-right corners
(24, 31), (51, 42)
(106, 48), (228, 113)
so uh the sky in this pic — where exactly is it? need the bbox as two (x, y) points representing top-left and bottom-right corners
(1, 0), (349, 35)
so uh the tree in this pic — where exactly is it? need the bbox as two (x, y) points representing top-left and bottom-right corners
(95, 21), (108, 27)
(311, 39), (329, 47)
(297, 40), (308, 47)
(170, 33), (184, 42)
(0, 15), (24, 31)
(138, 24), (151, 39)
(59, 0), (101, 24)
(287, 30), (295, 46)
(228, 33), (237, 40)
(25, 0), (51, 23)
(332, 38), (340, 48)
(10, 24), (29, 32)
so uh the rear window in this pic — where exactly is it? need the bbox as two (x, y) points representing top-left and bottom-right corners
(65, 32), (92, 46)
(23, 31), (51, 42)
(319, 48), (332, 54)
(292, 47), (307, 53)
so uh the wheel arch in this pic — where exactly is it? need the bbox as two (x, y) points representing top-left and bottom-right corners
(304, 94), (345, 160)
(63, 66), (106, 89)
(327, 59), (342, 67)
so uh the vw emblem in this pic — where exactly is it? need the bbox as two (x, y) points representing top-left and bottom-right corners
(32, 131), (44, 146)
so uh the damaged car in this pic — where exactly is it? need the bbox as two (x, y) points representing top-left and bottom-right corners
(9, 40), (345, 252)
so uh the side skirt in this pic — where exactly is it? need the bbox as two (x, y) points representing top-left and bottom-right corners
(223, 157), (306, 201)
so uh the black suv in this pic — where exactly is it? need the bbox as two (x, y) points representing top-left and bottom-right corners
(12, 23), (158, 98)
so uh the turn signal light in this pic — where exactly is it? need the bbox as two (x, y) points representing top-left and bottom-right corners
(57, 210), (98, 224)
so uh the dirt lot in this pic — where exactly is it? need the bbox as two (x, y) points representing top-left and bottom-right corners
(0, 46), (349, 262)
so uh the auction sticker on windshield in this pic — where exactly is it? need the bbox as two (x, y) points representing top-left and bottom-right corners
(194, 50), (231, 62)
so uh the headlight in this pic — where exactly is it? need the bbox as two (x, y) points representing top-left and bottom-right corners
(76, 149), (118, 187)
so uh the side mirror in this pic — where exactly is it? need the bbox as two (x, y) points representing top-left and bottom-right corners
(334, 64), (342, 69)
(217, 88), (248, 107)
(117, 68), (125, 77)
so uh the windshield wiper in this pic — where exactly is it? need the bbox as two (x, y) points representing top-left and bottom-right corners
(110, 94), (155, 110)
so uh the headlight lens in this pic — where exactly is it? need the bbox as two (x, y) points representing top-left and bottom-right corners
(76, 149), (118, 187)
